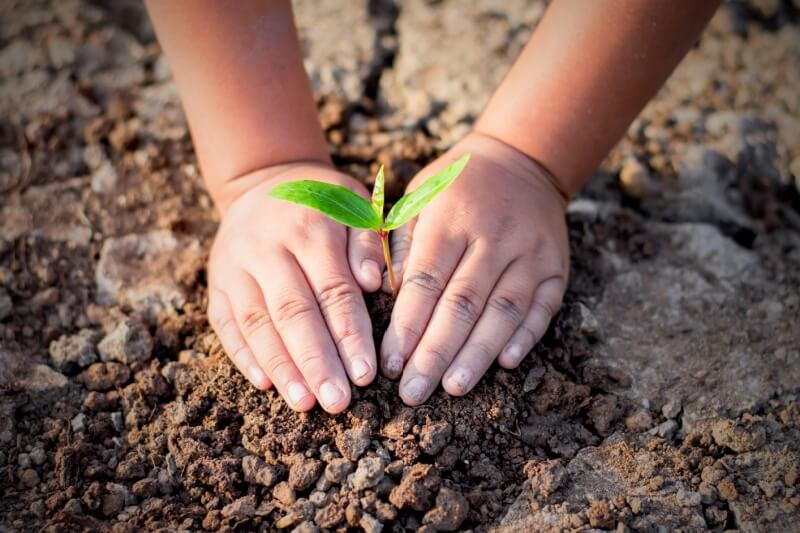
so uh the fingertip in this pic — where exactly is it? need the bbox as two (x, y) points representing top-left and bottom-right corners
(349, 357), (377, 387)
(442, 367), (472, 397)
(357, 259), (382, 292)
(318, 381), (351, 414)
(248, 366), (271, 390)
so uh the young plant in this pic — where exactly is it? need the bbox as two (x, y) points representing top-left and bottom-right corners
(269, 153), (471, 297)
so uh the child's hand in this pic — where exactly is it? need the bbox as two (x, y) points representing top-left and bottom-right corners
(207, 162), (385, 413)
(381, 132), (570, 405)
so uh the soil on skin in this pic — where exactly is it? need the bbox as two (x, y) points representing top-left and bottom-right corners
(1, 1), (800, 532)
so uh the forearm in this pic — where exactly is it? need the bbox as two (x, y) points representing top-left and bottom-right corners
(476, 0), (720, 198)
(145, 0), (329, 210)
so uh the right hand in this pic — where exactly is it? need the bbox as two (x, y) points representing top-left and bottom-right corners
(206, 162), (385, 413)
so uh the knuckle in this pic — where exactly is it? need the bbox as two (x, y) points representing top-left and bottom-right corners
(466, 340), (495, 361)
(421, 344), (452, 371)
(404, 267), (445, 295)
(488, 293), (526, 323)
(273, 293), (316, 325)
(443, 284), (483, 324)
(264, 356), (295, 380)
(395, 321), (424, 345)
(332, 321), (360, 351)
(296, 352), (329, 380)
(317, 277), (359, 314)
(240, 307), (273, 337)
(531, 299), (556, 322)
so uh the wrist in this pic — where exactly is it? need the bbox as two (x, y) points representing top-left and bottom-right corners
(454, 131), (570, 207)
(211, 158), (334, 216)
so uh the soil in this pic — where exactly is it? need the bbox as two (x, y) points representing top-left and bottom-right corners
(1, 1), (800, 532)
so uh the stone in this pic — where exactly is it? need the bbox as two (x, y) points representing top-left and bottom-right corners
(576, 303), (602, 339)
(77, 362), (131, 391)
(90, 160), (119, 193)
(523, 459), (568, 500)
(314, 503), (344, 529)
(625, 409), (653, 433)
(619, 157), (658, 198)
(418, 422), (452, 456)
(662, 399), (682, 420)
(242, 455), (280, 487)
(389, 464), (441, 512)
(422, 487), (469, 531)
(0, 349), (68, 392)
(359, 512), (383, 533)
(70, 413), (87, 433)
(651, 420), (679, 439)
(48, 329), (99, 371)
(273, 481), (297, 506)
(288, 458), (323, 492)
(324, 458), (353, 484)
(221, 496), (256, 519)
(29, 448), (46, 466)
(350, 456), (385, 491)
(97, 319), (153, 365)
(335, 425), (371, 461)
(20, 468), (40, 488)
(710, 419), (767, 453)
(95, 230), (203, 319)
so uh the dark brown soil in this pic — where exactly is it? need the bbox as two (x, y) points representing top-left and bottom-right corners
(1, 1), (799, 532)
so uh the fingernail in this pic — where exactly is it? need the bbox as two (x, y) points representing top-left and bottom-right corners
(249, 367), (266, 388)
(448, 367), (473, 394)
(351, 358), (371, 381)
(383, 354), (404, 378)
(319, 381), (345, 409)
(361, 259), (381, 285)
(402, 376), (429, 403)
(287, 381), (310, 406)
(503, 345), (523, 365)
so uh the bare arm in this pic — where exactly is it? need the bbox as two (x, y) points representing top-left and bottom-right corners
(145, 0), (329, 211)
(476, 0), (721, 197)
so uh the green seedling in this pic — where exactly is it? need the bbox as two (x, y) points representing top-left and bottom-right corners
(269, 153), (471, 297)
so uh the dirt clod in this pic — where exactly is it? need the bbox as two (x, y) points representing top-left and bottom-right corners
(422, 487), (469, 531)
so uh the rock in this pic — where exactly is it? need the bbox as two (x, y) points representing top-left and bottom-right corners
(710, 419), (767, 452)
(335, 425), (371, 461)
(90, 160), (119, 193)
(273, 481), (297, 506)
(111, 412), (124, 432)
(389, 464), (441, 512)
(651, 420), (679, 439)
(242, 455), (280, 487)
(97, 319), (153, 364)
(71, 413), (88, 433)
(101, 493), (124, 517)
(20, 468), (40, 488)
(619, 157), (658, 198)
(0, 349), (68, 392)
(324, 458), (353, 484)
(221, 496), (256, 519)
(290, 521), (319, 533)
(676, 489), (702, 508)
(662, 399), (682, 420)
(699, 481), (717, 504)
(95, 230), (203, 319)
(350, 456), (385, 491)
(29, 448), (46, 466)
(48, 329), (99, 371)
(17, 453), (31, 468)
(314, 502), (344, 529)
(422, 487), (469, 531)
(717, 477), (738, 501)
(288, 458), (323, 492)
(359, 512), (383, 533)
(116, 455), (146, 480)
(132, 478), (158, 499)
(523, 459), (568, 500)
(625, 408), (653, 432)
(576, 303), (601, 339)
(77, 362), (131, 391)
(418, 422), (452, 456)
(0, 288), (12, 320)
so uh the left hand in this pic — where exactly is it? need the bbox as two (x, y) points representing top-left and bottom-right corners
(380, 132), (570, 405)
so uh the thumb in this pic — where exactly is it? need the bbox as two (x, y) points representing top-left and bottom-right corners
(348, 228), (385, 292)
(381, 218), (416, 294)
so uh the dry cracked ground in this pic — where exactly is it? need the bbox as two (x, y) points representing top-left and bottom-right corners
(1, 0), (799, 531)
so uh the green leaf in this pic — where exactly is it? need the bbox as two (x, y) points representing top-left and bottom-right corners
(385, 153), (470, 230)
(269, 180), (383, 230)
(371, 165), (385, 218)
